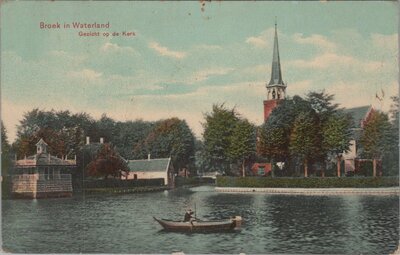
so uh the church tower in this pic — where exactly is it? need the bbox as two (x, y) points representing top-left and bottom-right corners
(263, 20), (287, 122)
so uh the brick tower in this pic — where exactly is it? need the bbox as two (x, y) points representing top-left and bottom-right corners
(264, 20), (286, 122)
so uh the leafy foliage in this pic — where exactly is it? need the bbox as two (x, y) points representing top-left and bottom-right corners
(360, 110), (395, 159)
(228, 119), (257, 175)
(202, 104), (240, 174)
(132, 118), (195, 172)
(86, 143), (129, 179)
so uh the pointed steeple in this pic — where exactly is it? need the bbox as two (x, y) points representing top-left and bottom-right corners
(268, 19), (284, 87)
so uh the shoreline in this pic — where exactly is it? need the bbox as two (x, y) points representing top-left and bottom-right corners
(215, 187), (400, 195)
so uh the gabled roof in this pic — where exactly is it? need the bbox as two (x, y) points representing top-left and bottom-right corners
(35, 138), (48, 146)
(344, 105), (372, 128)
(127, 158), (171, 172)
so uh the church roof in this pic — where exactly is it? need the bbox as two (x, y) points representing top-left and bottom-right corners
(127, 158), (171, 172)
(343, 105), (372, 128)
(267, 21), (285, 87)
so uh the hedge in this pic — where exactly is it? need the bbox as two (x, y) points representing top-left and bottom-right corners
(175, 176), (215, 187)
(216, 176), (399, 188)
(73, 178), (164, 190)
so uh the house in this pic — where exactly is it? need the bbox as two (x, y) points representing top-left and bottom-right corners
(126, 155), (174, 187)
(251, 163), (272, 176)
(12, 138), (76, 198)
(342, 105), (374, 174)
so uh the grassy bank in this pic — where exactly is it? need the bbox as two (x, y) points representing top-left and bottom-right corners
(216, 176), (399, 188)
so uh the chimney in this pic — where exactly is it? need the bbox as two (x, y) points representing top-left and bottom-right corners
(148, 154), (151, 161)
(100, 137), (104, 144)
(86, 136), (90, 145)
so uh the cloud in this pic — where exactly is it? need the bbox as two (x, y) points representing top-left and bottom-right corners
(187, 67), (235, 84)
(148, 41), (187, 59)
(370, 33), (398, 56)
(288, 80), (313, 96)
(246, 36), (268, 49)
(292, 33), (337, 52)
(68, 68), (103, 82)
(100, 42), (136, 54)
(193, 44), (223, 50)
(289, 53), (381, 72)
(245, 28), (274, 49)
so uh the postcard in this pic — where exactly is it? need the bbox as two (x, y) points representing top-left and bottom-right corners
(1, 1), (399, 254)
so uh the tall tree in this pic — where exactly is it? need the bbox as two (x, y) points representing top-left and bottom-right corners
(133, 118), (195, 173)
(258, 96), (314, 175)
(202, 104), (239, 174)
(360, 110), (395, 177)
(228, 119), (256, 176)
(289, 111), (321, 177)
(321, 113), (352, 177)
(306, 90), (339, 122)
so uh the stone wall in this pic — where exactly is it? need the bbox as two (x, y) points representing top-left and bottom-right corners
(11, 175), (72, 198)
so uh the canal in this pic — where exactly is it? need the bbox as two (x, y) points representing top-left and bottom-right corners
(2, 186), (399, 254)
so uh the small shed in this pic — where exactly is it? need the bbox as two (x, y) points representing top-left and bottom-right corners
(251, 163), (272, 176)
(126, 157), (174, 187)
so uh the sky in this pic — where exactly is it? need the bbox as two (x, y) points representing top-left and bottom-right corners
(1, 1), (398, 142)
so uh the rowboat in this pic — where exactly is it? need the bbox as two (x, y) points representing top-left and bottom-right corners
(153, 216), (242, 232)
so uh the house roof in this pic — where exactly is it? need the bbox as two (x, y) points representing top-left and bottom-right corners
(343, 105), (372, 128)
(127, 158), (171, 172)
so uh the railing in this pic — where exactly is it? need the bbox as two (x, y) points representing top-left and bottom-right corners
(12, 174), (71, 181)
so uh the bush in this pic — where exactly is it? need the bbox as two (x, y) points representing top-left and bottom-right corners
(175, 176), (215, 187)
(216, 176), (399, 188)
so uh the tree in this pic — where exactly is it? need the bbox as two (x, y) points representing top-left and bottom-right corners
(289, 111), (321, 177)
(86, 143), (129, 179)
(228, 119), (256, 177)
(321, 113), (352, 177)
(133, 118), (195, 173)
(306, 90), (339, 122)
(202, 104), (239, 174)
(386, 96), (400, 176)
(1, 122), (12, 198)
(360, 110), (395, 177)
(258, 96), (314, 175)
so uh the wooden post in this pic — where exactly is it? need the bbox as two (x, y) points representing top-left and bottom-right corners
(304, 159), (308, 177)
(337, 156), (341, 178)
(372, 158), (377, 177)
(242, 159), (245, 177)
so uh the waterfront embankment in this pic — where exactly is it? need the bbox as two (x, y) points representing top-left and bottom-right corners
(215, 187), (400, 195)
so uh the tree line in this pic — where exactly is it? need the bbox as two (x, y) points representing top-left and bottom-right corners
(2, 110), (196, 179)
(201, 91), (399, 177)
(1, 90), (399, 180)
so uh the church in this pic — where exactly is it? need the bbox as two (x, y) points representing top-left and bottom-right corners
(254, 21), (372, 177)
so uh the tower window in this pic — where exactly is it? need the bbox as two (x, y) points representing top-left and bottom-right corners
(272, 89), (276, 99)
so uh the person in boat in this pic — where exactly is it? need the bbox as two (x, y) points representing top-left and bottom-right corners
(183, 209), (194, 222)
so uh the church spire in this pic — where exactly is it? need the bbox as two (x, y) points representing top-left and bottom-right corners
(268, 18), (284, 87)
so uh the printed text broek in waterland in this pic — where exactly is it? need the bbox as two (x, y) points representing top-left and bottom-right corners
(39, 21), (110, 29)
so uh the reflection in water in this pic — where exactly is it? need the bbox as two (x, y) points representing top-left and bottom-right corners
(2, 186), (399, 254)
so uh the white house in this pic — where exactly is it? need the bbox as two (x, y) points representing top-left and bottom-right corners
(126, 156), (174, 187)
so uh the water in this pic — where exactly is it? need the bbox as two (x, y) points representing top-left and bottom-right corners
(2, 186), (399, 254)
